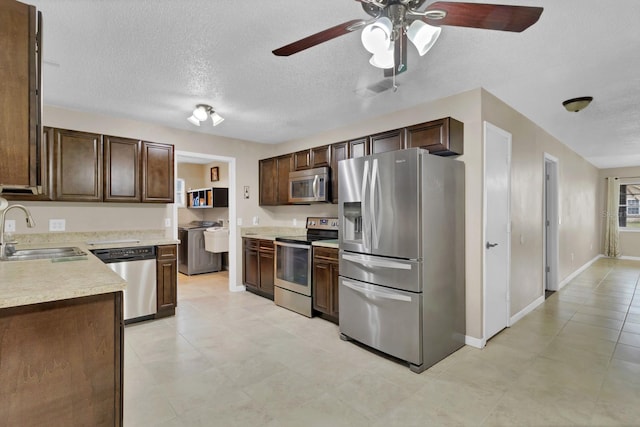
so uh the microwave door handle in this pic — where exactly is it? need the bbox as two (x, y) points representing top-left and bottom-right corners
(361, 160), (370, 250)
(313, 175), (319, 199)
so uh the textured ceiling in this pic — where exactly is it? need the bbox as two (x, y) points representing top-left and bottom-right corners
(29, 0), (640, 168)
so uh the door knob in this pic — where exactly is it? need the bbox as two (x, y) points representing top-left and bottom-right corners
(486, 242), (498, 249)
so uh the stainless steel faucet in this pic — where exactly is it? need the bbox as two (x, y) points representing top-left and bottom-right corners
(0, 203), (36, 259)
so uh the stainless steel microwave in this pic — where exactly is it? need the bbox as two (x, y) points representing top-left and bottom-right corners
(288, 167), (330, 204)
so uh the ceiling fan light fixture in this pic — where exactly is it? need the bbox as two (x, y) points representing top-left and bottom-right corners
(187, 115), (201, 126)
(562, 96), (593, 112)
(210, 111), (225, 126)
(361, 17), (392, 54)
(369, 46), (395, 69)
(407, 20), (441, 56)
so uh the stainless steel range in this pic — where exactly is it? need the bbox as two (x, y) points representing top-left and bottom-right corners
(274, 217), (338, 317)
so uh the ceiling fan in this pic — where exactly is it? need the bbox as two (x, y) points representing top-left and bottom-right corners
(273, 1), (543, 77)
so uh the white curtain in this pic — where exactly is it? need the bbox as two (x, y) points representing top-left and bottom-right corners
(604, 177), (620, 257)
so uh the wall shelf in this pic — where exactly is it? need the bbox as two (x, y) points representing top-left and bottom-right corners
(187, 187), (228, 208)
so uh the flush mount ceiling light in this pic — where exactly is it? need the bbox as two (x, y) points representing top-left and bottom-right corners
(562, 96), (593, 112)
(187, 104), (224, 126)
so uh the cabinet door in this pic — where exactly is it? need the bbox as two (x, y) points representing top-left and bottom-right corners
(370, 128), (405, 154)
(142, 141), (174, 203)
(54, 128), (103, 202)
(258, 250), (275, 296)
(0, 1), (40, 192)
(405, 117), (464, 156)
(311, 145), (331, 168)
(243, 239), (259, 288)
(348, 137), (369, 159)
(276, 154), (293, 205)
(294, 149), (311, 170)
(104, 136), (141, 202)
(330, 142), (348, 204)
(329, 262), (340, 318)
(156, 245), (177, 318)
(313, 259), (332, 314)
(259, 158), (277, 206)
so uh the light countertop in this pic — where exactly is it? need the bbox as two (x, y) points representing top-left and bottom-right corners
(0, 236), (179, 309)
(312, 240), (339, 249)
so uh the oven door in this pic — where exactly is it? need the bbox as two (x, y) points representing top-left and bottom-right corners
(274, 241), (312, 296)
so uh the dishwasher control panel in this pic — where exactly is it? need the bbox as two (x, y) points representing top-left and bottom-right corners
(91, 246), (156, 262)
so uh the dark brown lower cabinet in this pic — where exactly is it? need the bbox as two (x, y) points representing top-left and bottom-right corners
(0, 292), (123, 426)
(243, 238), (275, 299)
(156, 244), (177, 318)
(313, 246), (339, 323)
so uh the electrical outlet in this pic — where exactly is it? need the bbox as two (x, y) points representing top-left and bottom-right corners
(164, 218), (171, 227)
(292, 218), (297, 226)
(4, 219), (16, 233)
(252, 216), (259, 225)
(49, 219), (66, 232)
(237, 218), (243, 226)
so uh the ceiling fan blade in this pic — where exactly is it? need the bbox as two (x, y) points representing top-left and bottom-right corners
(273, 19), (366, 56)
(424, 2), (543, 32)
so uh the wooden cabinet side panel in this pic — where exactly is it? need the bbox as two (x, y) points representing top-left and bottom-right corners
(243, 239), (259, 287)
(258, 250), (275, 296)
(330, 142), (348, 204)
(276, 154), (292, 205)
(0, 293), (123, 426)
(54, 129), (103, 201)
(142, 142), (174, 203)
(104, 136), (141, 202)
(0, 1), (35, 187)
(259, 158), (276, 206)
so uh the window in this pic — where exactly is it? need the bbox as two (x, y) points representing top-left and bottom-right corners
(619, 183), (640, 228)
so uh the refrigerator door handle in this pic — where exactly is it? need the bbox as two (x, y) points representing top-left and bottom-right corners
(342, 253), (412, 270)
(361, 160), (370, 250)
(342, 279), (412, 302)
(370, 158), (381, 249)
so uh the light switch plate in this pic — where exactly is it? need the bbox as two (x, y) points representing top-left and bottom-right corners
(49, 219), (66, 232)
(164, 218), (171, 227)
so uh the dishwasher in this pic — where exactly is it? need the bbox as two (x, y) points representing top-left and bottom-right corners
(91, 246), (157, 324)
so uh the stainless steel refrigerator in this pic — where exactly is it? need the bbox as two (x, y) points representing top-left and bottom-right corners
(338, 148), (465, 373)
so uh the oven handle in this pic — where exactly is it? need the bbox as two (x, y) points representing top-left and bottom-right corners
(274, 241), (311, 250)
(342, 253), (412, 270)
(341, 280), (412, 302)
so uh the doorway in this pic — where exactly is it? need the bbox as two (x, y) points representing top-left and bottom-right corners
(174, 151), (241, 292)
(544, 154), (559, 296)
(483, 122), (512, 342)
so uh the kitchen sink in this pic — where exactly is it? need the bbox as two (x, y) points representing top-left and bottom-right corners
(2, 246), (87, 261)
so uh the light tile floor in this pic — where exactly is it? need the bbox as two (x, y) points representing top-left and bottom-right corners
(124, 258), (640, 426)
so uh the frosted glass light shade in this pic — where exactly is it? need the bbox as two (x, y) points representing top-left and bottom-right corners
(193, 106), (208, 121)
(210, 111), (225, 126)
(187, 115), (201, 126)
(407, 20), (441, 56)
(369, 46), (395, 69)
(361, 17), (392, 54)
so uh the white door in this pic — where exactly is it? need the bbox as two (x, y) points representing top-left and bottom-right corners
(544, 155), (559, 292)
(483, 122), (511, 341)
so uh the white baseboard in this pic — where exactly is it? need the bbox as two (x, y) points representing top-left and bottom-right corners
(465, 335), (485, 349)
(556, 254), (604, 290)
(619, 255), (640, 261)
(510, 295), (545, 325)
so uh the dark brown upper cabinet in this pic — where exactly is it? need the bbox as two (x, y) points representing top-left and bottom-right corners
(348, 137), (369, 159)
(142, 141), (174, 203)
(259, 154), (292, 206)
(0, 1), (42, 196)
(330, 142), (348, 204)
(370, 128), (406, 154)
(104, 136), (141, 202)
(294, 149), (311, 171)
(53, 128), (103, 202)
(311, 145), (331, 168)
(406, 117), (464, 156)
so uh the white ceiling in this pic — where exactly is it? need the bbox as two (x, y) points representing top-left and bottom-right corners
(30, 0), (640, 169)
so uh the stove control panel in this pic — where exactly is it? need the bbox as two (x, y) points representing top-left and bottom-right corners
(306, 217), (339, 230)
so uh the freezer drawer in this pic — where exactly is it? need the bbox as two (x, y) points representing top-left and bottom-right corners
(340, 251), (422, 292)
(339, 277), (422, 365)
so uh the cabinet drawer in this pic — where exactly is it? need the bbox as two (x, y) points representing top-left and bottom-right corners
(313, 246), (338, 261)
(156, 244), (177, 259)
(244, 238), (259, 250)
(259, 240), (274, 252)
